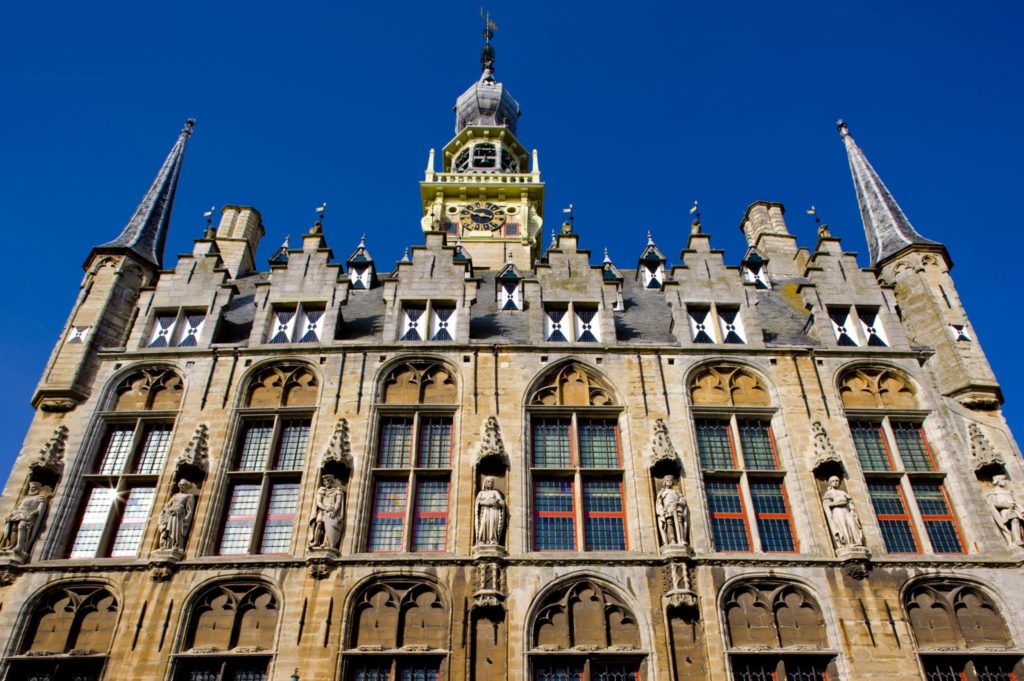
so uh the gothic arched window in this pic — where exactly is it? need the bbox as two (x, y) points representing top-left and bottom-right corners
(173, 581), (279, 681)
(904, 580), (1021, 680)
(7, 583), (119, 680)
(68, 367), (183, 558)
(722, 580), (834, 680)
(839, 366), (964, 555)
(366, 361), (458, 552)
(527, 364), (628, 552)
(342, 579), (449, 680)
(216, 363), (317, 555)
(689, 365), (797, 553)
(528, 579), (643, 680)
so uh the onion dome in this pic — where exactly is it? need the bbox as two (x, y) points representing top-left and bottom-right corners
(454, 18), (520, 134)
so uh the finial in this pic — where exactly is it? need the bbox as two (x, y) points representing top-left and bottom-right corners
(689, 200), (702, 232)
(282, 235), (290, 248)
(647, 230), (654, 246)
(507, 251), (514, 263)
(182, 118), (196, 137)
(837, 119), (850, 138)
(603, 248), (611, 263)
(359, 233), (366, 248)
(401, 247), (410, 262)
(315, 202), (327, 221)
(479, 8), (498, 79)
(806, 205), (822, 226)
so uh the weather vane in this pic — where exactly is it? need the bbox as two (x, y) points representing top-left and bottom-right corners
(480, 7), (497, 41)
(806, 205), (821, 226)
(562, 203), (575, 225)
(203, 205), (216, 227)
(316, 202), (328, 222)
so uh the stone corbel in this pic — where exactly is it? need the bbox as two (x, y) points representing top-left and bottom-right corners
(472, 560), (506, 612)
(663, 560), (699, 616)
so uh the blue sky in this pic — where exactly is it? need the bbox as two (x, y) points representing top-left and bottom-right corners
(0, 1), (1022, 469)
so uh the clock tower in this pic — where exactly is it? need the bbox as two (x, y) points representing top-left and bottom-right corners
(420, 17), (544, 270)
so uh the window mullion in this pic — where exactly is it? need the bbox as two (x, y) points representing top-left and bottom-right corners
(250, 476), (274, 554)
(879, 417), (903, 471)
(899, 475), (933, 552)
(129, 418), (146, 474)
(737, 474), (761, 553)
(404, 471), (417, 552)
(98, 481), (127, 557)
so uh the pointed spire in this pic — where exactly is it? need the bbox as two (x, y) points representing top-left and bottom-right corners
(95, 119), (194, 269)
(268, 235), (290, 266)
(838, 119), (942, 267)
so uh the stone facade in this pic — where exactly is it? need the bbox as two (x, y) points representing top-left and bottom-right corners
(0, 39), (1022, 681)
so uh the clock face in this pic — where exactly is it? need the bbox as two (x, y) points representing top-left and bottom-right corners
(459, 201), (507, 231)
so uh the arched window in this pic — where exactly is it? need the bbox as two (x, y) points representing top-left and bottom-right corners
(527, 364), (628, 552)
(366, 361), (457, 552)
(528, 579), (643, 680)
(173, 581), (279, 680)
(722, 580), (834, 680)
(7, 583), (119, 680)
(68, 367), (183, 558)
(839, 367), (964, 555)
(689, 365), (797, 553)
(216, 364), (317, 555)
(342, 579), (449, 680)
(904, 580), (1021, 680)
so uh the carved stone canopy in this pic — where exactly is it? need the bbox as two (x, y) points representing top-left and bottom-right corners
(969, 423), (1003, 475)
(475, 416), (509, 469)
(29, 426), (69, 487)
(174, 423), (209, 481)
(649, 418), (681, 475)
(321, 418), (353, 478)
(811, 421), (843, 475)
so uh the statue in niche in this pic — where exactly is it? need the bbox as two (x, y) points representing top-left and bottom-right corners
(158, 479), (198, 552)
(474, 476), (506, 546)
(656, 475), (689, 546)
(309, 474), (345, 550)
(987, 475), (1024, 547)
(0, 482), (50, 557)
(821, 476), (864, 549)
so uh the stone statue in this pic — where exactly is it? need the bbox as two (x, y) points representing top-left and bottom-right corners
(987, 475), (1024, 547)
(309, 474), (345, 550)
(474, 476), (506, 546)
(158, 479), (197, 552)
(0, 482), (50, 557)
(655, 476), (689, 546)
(821, 476), (864, 549)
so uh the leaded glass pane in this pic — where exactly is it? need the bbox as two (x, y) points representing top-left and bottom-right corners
(237, 421), (273, 471)
(219, 483), (262, 554)
(350, 661), (391, 681)
(738, 420), (776, 470)
(592, 662), (639, 681)
(400, 662), (440, 681)
(134, 423), (172, 474)
(417, 417), (452, 468)
(412, 479), (449, 551)
(259, 482), (299, 553)
(696, 420), (735, 469)
(378, 418), (413, 468)
(369, 480), (408, 551)
(849, 421), (892, 471)
(532, 418), (571, 468)
(69, 487), (118, 558)
(98, 425), (135, 474)
(868, 481), (919, 553)
(706, 481), (750, 551)
(583, 479), (626, 550)
(533, 660), (584, 681)
(750, 481), (796, 552)
(892, 421), (934, 471)
(578, 419), (618, 468)
(733, 659), (775, 681)
(110, 486), (155, 557)
(912, 480), (963, 553)
(274, 419), (309, 470)
(534, 479), (575, 550)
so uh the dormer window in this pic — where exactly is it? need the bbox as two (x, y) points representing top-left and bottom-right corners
(828, 308), (859, 346)
(717, 307), (746, 344)
(500, 149), (520, 172)
(742, 261), (770, 289)
(687, 304), (747, 345)
(147, 308), (206, 348)
(857, 307), (889, 347)
(429, 304), (456, 341)
(350, 266), (371, 289)
(499, 280), (522, 311)
(472, 143), (496, 169)
(399, 301), (458, 342)
(828, 306), (888, 347)
(641, 261), (664, 289)
(545, 303), (601, 343)
(269, 303), (325, 344)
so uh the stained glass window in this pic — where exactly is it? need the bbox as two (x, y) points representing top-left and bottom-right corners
(738, 420), (777, 470)
(868, 480), (919, 553)
(696, 420), (735, 469)
(534, 479), (576, 550)
(749, 481), (796, 552)
(707, 481), (751, 552)
(849, 421), (893, 471)
(583, 480), (626, 550)
(912, 481), (963, 554)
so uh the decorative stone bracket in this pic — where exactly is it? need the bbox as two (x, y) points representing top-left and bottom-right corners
(663, 560), (698, 616)
(472, 560), (506, 612)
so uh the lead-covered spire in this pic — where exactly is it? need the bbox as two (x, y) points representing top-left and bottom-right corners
(454, 13), (520, 134)
(838, 120), (942, 267)
(94, 119), (194, 269)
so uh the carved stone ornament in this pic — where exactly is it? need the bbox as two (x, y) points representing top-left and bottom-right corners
(472, 561), (506, 610)
(663, 561), (698, 614)
(307, 555), (336, 579)
(322, 418), (353, 472)
(149, 561), (177, 582)
(811, 421), (843, 474)
(475, 416), (509, 468)
(649, 418), (681, 472)
(0, 564), (21, 586)
(37, 397), (79, 413)
(969, 423), (1003, 473)
(30, 426), (68, 479)
(175, 423), (209, 478)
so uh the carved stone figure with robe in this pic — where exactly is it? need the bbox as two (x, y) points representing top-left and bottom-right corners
(656, 476), (689, 546)
(474, 476), (506, 546)
(821, 476), (864, 548)
(159, 479), (197, 552)
(309, 474), (345, 550)
(0, 482), (49, 557)
(987, 475), (1024, 547)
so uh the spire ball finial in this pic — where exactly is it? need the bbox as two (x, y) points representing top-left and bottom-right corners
(837, 119), (850, 138)
(183, 118), (196, 136)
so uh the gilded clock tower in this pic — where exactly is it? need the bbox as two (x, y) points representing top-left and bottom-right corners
(420, 18), (544, 270)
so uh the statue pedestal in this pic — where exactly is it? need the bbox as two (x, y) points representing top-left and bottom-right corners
(836, 545), (871, 579)
(836, 545), (870, 561)
(0, 548), (28, 565)
(151, 548), (184, 562)
(472, 544), (506, 559)
(660, 543), (693, 558)
(148, 549), (184, 582)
